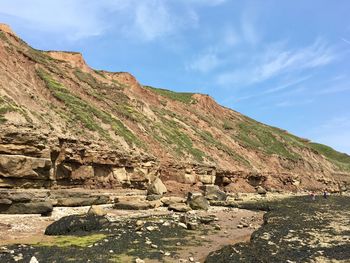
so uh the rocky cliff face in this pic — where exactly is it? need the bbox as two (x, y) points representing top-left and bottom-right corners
(0, 24), (349, 192)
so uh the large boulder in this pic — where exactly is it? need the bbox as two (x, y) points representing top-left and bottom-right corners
(0, 154), (51, 179)
(87, 205), (106, 216)
(187, 192), (209, 210)
(114, 199), (155, 210)
(0, 201), (53, 215)
(161, 196), (186, 206)
(202, 185), (227, 201)
(45, 214), (109, 235)
(168, 203), (191, 212)
(55, 195), (110, 207)
(147, 178), (167, 195)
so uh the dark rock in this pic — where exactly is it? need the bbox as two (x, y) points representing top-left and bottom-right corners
(0, 201), (53, 215)
(187, 192), (209, 210)
(146, 194), (162, 201)
(199, 215), (216, 224)
(45, 214), (109, 235)
(187, 222), (199, 230)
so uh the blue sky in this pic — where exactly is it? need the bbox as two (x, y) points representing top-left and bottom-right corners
(1, 0), (350, 154)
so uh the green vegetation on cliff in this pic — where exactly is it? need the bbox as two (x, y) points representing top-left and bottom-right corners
(36, 68), (141, 146)
(144, 86), (196, 104)
(309, 142), (350, 171)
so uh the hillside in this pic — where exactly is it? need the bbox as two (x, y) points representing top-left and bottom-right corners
(0, 23), (349, 193)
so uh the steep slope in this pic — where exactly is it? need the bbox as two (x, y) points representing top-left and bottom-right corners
(0, 24), (349, 192)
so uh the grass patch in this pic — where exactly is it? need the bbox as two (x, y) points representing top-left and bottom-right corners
(152, 116), (205, 161)
(74, 69), (127, 102)
(198, 130), (250, 166)
(144, 86), (197, 104)
(37, 68), (141, 146)
(36, 234), (106, 248)
(234, 120), (300, 161)
(308, 142), (350, 171)
(0, 95), (31, 123)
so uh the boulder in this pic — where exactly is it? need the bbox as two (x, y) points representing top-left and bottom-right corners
(56, 197), (98, 207)
(187, 192), (209, 210)
(87, 205), (106, 216)
(147, 178), (167, 195)
(0, 201), (53, 215)
(45, 214), (109, 235)
(202, 185), (227, 201)
(257, 186), (267, 195)
(0, 198), (12, 205)
(114, 200), (154, 210)
(0, 154), (51, 179)
(168, 203), (191, 212)
(161, 196), (186, 206)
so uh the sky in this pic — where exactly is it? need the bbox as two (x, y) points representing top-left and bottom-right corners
(1, 0), (350, 154)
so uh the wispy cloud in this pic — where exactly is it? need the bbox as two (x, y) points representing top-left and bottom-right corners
(0, 0), (219, 42)
(216, 38), (337, 87)
(186, 49), (221, 73)
(341, 37), (350, 45)
(275, 98), (313, 108)
(241, 14), (259, 46)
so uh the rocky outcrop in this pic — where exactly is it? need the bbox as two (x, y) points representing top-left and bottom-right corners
(187, 192), (209, 210)
(45, 214), (109, 235)
(0, 126), (159, 189)
(147, 177), (167, 195)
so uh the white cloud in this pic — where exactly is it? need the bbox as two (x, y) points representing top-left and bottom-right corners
(216, 38), (337, 87)
(341, 37), (350, 45)
(0, 0), (204, 42)
(0, 0), (110, 40)
(275, 98), (313, 108)
(186, 49), (221, 73)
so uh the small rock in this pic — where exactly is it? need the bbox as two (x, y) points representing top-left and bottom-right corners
(164, 252), (171, 256)
(178, 222), (188, 229)
(135, 258), (145, 263)
(151, 244), (158, 249)
(29, 256), (39, 263)
(87, 205), (106, 216)
(146, 226), (155, 231)
(237, 224), (243, 229)
(136, 220), (144, 226)
(187, 222), (199, 230)
(189, 256), (194, 262)
(213, 224), (221, 230)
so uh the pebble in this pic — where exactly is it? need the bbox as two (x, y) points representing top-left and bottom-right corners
(178, 222), (187, 229)
(135, 258), (145, 263)
(189, 256), (194, 262)
(146, 226), (155, 231)
(151, 244), (158, 249)
(29, 256), (39, 263)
